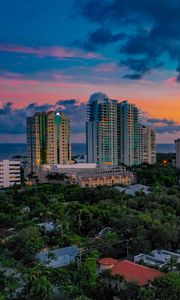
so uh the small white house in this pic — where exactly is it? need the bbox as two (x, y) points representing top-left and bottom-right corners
(134, 253), (166, 268)
(151, 249), (180, 264)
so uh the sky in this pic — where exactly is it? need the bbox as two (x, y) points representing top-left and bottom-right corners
(0, 0), (180, 143)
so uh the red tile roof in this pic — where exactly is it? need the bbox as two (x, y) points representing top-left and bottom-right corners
(111, 260), (163, 286)
(98, 258), (117, 265)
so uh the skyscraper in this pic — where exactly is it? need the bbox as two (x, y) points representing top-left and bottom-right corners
(27, 111), (71, 173)
(140, 125), (156, 165)
(117, 101), (140, 166)
(139, 125), (156, 165)
(175, 139), (180, 169)
(86, 93), (118, 165)
(86, 94), (156, 167)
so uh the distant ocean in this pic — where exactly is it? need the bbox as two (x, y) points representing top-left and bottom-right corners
(0, 143), (175, 160)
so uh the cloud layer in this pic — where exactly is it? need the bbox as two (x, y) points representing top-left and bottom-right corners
(0, 100), (86, 142)
(0, 96), (180, 142)
(77, 0), (180, 80)
(0, 44), (101, 60)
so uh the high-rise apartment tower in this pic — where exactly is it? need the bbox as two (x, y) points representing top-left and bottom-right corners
(86, 93), (118, 165)
(140, 125), (156, 165)
(27, 111), (71, 173)
(117, 101), (140, 166)
(175, 139), (180, 169)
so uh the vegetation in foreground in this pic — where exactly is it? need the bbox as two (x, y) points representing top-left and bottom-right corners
(0, 160), (180, 299)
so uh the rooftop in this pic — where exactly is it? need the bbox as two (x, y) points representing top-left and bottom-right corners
(111, 260), (163, 286)
(98, 258), (117, 265)
(115, 184), (150, 196)
(36, 245), (80, 268)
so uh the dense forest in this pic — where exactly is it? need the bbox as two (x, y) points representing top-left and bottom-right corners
(1, 162), (180, 299)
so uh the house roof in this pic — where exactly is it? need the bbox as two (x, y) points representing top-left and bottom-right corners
(115, 184), (150, 196)
(37, 245), (80, 258)
(36, 245), (80, 268)
(98, 258), (117, 265)
(111, 260), (163, 286)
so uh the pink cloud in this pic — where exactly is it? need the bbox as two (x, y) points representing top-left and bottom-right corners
(0, 44), (102, 59)
(164, 77), (177, 87)
(95, 63), (118, 72)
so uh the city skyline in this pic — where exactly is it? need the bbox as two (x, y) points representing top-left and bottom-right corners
(0, 1), (180, 143)
(86, 94), (156, 166)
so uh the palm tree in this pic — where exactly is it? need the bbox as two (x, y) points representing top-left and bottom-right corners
(139, 286), (156, 300)
(22, 264), (53, 300)
(168, 256), (178, 271)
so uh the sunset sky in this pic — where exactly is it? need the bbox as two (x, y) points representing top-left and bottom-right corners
(0, 0), (180, 143)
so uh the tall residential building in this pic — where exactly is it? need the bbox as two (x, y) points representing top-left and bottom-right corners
(117, 101), (140, 166)
(140, 125), (156, 165)
(86, 93), (118, 165)
(175, 139), (180, 169)
(0, 160), (21, 188)
(27, 111), (71, 173)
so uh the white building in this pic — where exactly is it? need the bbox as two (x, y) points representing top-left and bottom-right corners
(140, 125), (156, 165)
(115, 184), (150, 196)
(51, 163), (97, 173)
(86, 93), (118, 166)
(39, 163), (97, 183)
(134, 249), (180, 269)
(0, 160), (21, 188)
(134, 253), (166, 268)
(151, 249), (180, 264)
(117, 101), (140, 166)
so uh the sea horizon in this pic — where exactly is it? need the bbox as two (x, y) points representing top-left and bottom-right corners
(0, 143), (176, 161)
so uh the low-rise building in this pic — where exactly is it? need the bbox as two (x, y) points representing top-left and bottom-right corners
(151, 249), (180, 264)
(98, 258), (163, 287)
(134, 249), (180, 270)
(38, 164), (136, 188)
(0, 160), (21, 188)
(115, 184), (150, 196)
(77, 166), (135, 187)
(39, 163), (97, 183)
(98, 258), (117, 271)
(36, 245), (80, 268)
(134, 253), (166, 268)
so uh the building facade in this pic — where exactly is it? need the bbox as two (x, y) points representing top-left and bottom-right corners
(175, 139), (180, 169)
(140, 125), (156, 165)
(86, 93), (118, 166)
(117, 101), (140, 166)
(77, 166), (135, 187)
(27, 111), (71, 173)
(86, 94), (156, 167)
(0, 160), (21, 188)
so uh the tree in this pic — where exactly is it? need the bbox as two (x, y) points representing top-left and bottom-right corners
(7, 226), (45, 262)
(153, 272), (180, 300)
(22, 264), (53, 300)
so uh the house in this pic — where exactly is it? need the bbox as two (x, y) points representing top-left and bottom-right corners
(151, 249), (180, 264)
(115, 184), (150, 196)
(36, 245), (80, 268)
(97, 227), (112, 237)
(98, 259), (163, 286)
(111, 260), (163, 286)
(98, 258), (117, 271)
(37, 221), (59, 233)
(134, 253), (166, 269)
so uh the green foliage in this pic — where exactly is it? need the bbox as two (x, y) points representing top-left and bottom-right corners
(0, 165), (180, 299)
(7, 226), (45, 263)
(152, 272), (180, 300)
